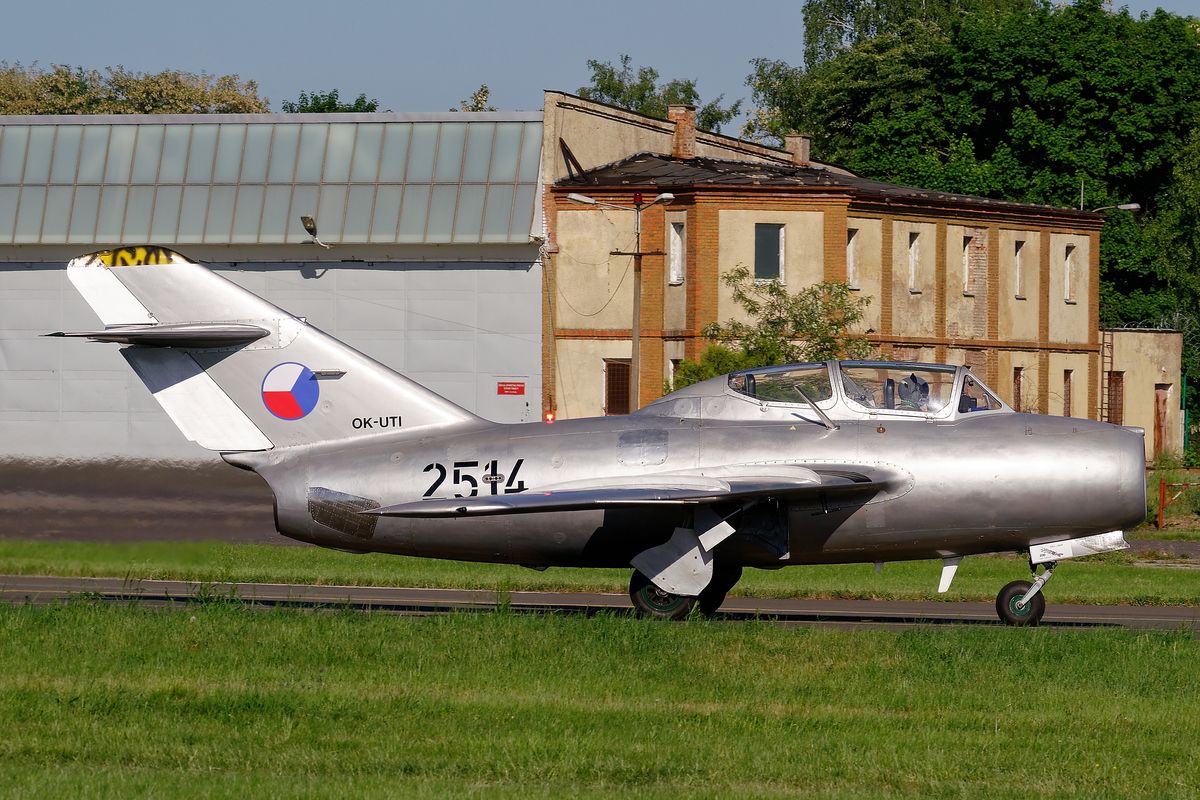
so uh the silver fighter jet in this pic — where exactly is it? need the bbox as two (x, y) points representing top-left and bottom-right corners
(54, 247), (1148, 625)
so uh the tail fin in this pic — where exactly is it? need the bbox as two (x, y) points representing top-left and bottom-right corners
(59, 247), (479, 452)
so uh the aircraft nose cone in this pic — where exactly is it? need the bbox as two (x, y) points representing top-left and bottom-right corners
(1115, 426), (1148, 530)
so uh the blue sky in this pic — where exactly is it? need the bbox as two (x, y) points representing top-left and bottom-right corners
(4, 0), (1194, 131)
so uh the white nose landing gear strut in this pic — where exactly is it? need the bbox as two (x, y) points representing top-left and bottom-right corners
(996, 531), (1129, 627)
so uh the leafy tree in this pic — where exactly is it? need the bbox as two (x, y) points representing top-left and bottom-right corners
(673, 267), (873, 389)
(281, 89), (379, 113)
(451, 84), (496, 112)
(0, 64), (267, 114)
(579, 54), (741, 134)
(801, 0), (1034, 68)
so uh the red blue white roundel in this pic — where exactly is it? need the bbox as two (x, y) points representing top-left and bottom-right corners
(262, 362), (319, 420)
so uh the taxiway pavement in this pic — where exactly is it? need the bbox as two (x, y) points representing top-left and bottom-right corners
(1, 575), (1195, 630)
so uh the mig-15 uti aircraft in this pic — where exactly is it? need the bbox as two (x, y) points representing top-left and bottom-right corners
(52, 247), (1147, 625)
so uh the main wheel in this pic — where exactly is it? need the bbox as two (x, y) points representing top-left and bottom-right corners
(698, 564), (744, 617)
(995, 580), (1046, 627)
(629, 570), (697, 620)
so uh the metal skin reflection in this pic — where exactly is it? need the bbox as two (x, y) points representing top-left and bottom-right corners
(55, 247), (1147, 626)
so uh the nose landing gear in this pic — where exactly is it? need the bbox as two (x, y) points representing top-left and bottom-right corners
(995, 561), (1056, 626)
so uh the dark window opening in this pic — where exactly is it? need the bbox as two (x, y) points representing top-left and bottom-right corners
(754, 223), (783, 280)
(604, 359), (631, 415)
(1107, 371), (1124, 425)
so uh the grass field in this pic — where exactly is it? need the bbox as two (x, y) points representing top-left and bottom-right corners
(0, 601), (1196, 799)
(1, 538), (1198, 606)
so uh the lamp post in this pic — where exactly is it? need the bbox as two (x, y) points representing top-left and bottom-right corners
(567, 191), (674, 412)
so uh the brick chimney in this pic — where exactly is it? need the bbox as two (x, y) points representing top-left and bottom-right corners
(784, 133), (811, 167)
(668, 104), (697, 159)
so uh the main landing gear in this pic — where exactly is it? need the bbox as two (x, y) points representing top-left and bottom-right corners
(629, 563), (744, 620)
(995, 561), (1056, 626)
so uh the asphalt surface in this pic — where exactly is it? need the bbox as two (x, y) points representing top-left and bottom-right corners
(2, 575), (1195, 630)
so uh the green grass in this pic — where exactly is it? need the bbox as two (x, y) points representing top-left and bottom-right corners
(1, 538), (1198, 606)
(1129, 527), (1200, 542)
(0, 602), (1196, 799)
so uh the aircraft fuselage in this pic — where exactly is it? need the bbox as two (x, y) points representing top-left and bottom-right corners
(242, 410), (1146, 569)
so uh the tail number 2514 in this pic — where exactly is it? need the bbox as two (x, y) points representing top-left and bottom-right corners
(422, 459), (526, 498)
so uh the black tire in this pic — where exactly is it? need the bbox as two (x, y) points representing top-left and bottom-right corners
(698, 564), (744, 617)
(629, 570), (697, 620)
(996, 580), (1046, 627)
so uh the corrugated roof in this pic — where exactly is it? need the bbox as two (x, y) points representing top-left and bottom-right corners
(559, 152), (1096, 218)
(0, 115), (542, 246)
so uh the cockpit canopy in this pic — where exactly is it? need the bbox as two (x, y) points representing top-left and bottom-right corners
(639, 360), (1008, 422)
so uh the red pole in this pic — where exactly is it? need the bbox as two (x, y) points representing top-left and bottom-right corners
(1158, 478), (1167, 530)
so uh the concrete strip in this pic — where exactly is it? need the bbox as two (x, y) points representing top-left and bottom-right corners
(1, 575), (1196, 631)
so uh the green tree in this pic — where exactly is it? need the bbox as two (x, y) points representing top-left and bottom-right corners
(281, 89), (379, 113)
(579, 54), (742, 134)
(673, 267), (873, 389)
(0, 63), (267, 114)
(801, 0), (1034, 68)
(451, 84), (496, 112)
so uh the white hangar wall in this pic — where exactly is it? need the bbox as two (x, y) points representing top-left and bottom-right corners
(0, 251), (543, 462)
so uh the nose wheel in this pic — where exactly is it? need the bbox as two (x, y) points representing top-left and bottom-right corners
(995, 580), (1046, 626)
(995, 561), (1056, 626)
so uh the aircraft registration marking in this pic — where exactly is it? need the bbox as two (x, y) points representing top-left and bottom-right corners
(423, 458), (526, 498)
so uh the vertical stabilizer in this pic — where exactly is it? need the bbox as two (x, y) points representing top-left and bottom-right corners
(62, 247), (481, 452)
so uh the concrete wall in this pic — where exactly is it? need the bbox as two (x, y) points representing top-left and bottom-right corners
(1047, 233), (1090, 344)
(1109, 329), (1184, 461)
(994, 350), (1042, 412)
(846, 217), (882, 334)
(944, 224), (989, 341)
(889, 220), (937, 339)
(553, 338), (632, 418)
(997, 229), (1041, 341)
(716, 209), (825, 323)
(1047, 352), (1092, 418)
(552, 208), (636, 331)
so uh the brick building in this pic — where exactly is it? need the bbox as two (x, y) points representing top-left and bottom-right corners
(540, 92), (1182, 460)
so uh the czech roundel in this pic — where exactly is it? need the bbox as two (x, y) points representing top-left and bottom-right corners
(262, 363), (319, 420)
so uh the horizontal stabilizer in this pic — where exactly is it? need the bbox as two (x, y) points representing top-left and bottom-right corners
(48, 323), (270, 348)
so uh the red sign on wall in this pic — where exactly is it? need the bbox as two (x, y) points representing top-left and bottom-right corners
(496, 381), (526, 396)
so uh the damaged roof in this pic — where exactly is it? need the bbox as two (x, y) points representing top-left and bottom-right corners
(559, 152), (1096, 219)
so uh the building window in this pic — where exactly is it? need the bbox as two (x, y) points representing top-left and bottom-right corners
(1064, 244), (1076, 303)
(668, 358), (682, 390)
(668, 222), (685, 286)
(846, 228), (859, 289)
(1107, 371), (1124, 425)
(754, 223), (784, 281)
(1012, 367), (1024, 412)
(908, 231), (921, 293)
(1014, 240), (1026, 299)
(962, 235), (974, 295)
(1063, 369), (1073, 417)
(604, 359), (631, 415)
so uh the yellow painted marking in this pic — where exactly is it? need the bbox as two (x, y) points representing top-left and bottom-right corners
(88, 246), (183, 267)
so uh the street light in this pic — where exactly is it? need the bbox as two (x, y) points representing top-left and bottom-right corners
(1090, 203), (1141, 213)
(568, 191), (674, 411)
